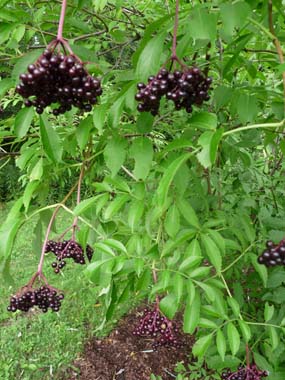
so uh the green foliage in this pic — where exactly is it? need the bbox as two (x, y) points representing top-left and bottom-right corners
(1, 0), (285, 378)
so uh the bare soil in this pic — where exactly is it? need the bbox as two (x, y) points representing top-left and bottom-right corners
(68, 305), (195, 380)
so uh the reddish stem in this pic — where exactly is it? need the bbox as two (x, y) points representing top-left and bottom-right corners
(171, 0), (179, 59)
(37, 205), (62, 274)
(246, 344), (250, 368)
(152, 269), (160, 306)
(57, 0), (67, 41)
(37, 181), (78, 275)
(72, 165), (85, 240)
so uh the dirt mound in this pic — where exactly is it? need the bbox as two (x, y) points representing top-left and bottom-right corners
(68, 306), (195, 380)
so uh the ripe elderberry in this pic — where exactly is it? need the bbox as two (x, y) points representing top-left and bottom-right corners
(221, 364), (268, 380)
(135, 66), (212, 115)
(133, 307), (181, 350)
(257, 239), (285, 267)
(16, 49), (102, 115)
(7, 285), (64, 313)
(45, 239), (94, 274)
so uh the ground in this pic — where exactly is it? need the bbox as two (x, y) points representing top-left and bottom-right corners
(68, 305), (195, 380)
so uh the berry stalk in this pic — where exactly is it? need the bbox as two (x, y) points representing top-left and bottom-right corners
(171, 0), (179, 59)
(72, 164), (84, 240)
(57, 0), (68, 41)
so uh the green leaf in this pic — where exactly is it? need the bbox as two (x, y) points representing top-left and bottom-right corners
(227, 297), (240, 317)
(250, 254), (267, 287)
(104, 137), (127, 177)
(189, 266), (211, 279)
(197, 129), (224, 168)
(186, 280), (196, 305)
(189, 8), (217, 41)
(183, 292), (200, 334)
(227, 323), (240, 356)
(0, 78), (14, 97)
(129, 137), (153, 180)
(164, 204), (180, 238)
(76, 115), (93, 150)
(220, 2), (251, 37)
(23, 181), (39, 211)
(264, 302), (274, 322)
(103, 194), (129, 219)
(179, 256), (203, 273)
(176, 198), (200, 228)
(173, 273), (184, 302)
(136, 32), (165, 81)
(216, 329), (226, 362)
(236, 92), (259, 124)
(93, 103), (108, 135)
(159, 293), (179, 319)
(11, 24), (25, 42)
(238, 320), (251, 343)
(196, 281), (217, 302)
(201, 234), (222, 274)
(93, 242), (116, 256)
(14, 107), (34, 138)
(12, 50), (41, 80)
(189, 112), (217, 130)
(85, 258), (114, 280)
(268, 326), (279, 351)
(157, 153), (191, 209)
(136, 112), (154, 133)
(0, 198), (24, 260)
(103, 239), (127, 254)
(29, 158), (43, 181)
(199, 318), (218, 329)
(266, 268), (285, 288)
(192, 333), (213, 358)
(39, 115), (62, 163)
(128, 200), (144, 232)
(74, 195), (103, 216)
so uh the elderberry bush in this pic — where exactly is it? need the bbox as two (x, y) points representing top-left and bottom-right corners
(135, 67), (212, 115)
(133, 307), (181, 349)
(221, 364), (268, 380)
(45, 239), (94, 274)
(16, 49), (102, 115)
(257, 239), (285, 267)
(7, 285), (64, 313)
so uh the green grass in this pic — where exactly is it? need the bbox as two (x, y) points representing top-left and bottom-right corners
(0, 203), (132, 380)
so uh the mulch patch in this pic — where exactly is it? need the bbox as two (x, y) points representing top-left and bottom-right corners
(68, 305), (195, 380)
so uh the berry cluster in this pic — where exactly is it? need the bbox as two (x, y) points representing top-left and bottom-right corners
(7, 285), (64, 313)
(257, 239), (285, 267)
(16, 49), (102, 115)
(45, 239), (94, 273)
(221, 364), (268, 380)
(135, 67), (212, 116)
(133, 307), (181, 349)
